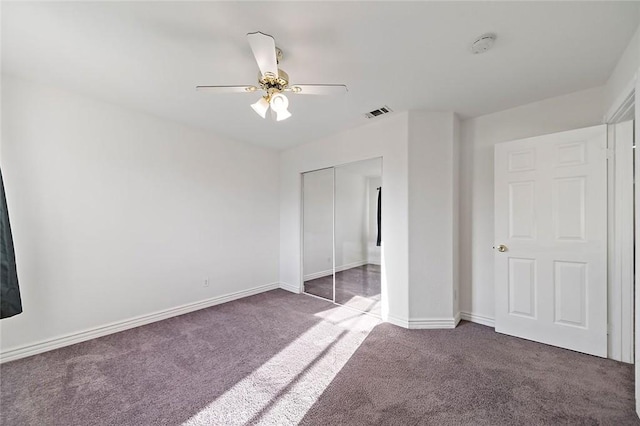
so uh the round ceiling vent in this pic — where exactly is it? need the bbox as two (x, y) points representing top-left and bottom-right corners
(470, 33), (496, 54)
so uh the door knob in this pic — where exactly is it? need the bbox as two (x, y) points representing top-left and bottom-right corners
(497, 244), (507, 252)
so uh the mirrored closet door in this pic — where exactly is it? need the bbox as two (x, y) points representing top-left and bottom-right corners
(302, 168), (334, 301)
(334, 158), (382, 316)
(302, 158), (383, 316)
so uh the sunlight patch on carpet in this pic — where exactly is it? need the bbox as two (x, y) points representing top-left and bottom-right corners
(183, 306), (379, 425)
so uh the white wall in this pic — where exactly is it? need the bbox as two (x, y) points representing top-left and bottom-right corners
(279, 113), (409, 324)
(335, 167), (368, 269)
(302, 168), (334, 278)
(0, 75), (280, 354)
(459, 86), (605, 322)
(407, 111), (459, 321)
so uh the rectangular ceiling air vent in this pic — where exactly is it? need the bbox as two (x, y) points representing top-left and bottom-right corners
(364, 105), (393, 119)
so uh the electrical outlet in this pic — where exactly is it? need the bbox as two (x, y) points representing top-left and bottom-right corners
(204, 278), (209, 288)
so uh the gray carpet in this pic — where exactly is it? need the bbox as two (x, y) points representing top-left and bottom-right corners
(1, 289), (637, 425)
(305, 264), (381, 316)
(300, 322), (638, 425)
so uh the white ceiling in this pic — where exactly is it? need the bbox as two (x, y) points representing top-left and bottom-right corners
(2, 2), (638, 150)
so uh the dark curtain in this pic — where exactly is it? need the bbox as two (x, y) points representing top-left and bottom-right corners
(376, 187), (382, 247)
(1, 169), (22, 319)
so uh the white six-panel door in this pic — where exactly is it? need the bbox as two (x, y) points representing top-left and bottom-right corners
(494, 125), (607, 357)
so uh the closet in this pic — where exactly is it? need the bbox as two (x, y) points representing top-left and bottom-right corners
(302, 157), (383, 316)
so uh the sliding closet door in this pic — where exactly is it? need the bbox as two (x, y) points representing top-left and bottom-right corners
(302, 168), (334, 301)
(334, 158), (382, 316)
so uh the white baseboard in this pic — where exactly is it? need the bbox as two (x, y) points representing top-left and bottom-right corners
(460, 311), (495, 328)
(336, 261), (367, 273)
(303, 268), (333, 281)
(386, 313), (461, 330)
(303, 260), (368, 281)
(0, 282), (280, 364)
(385, 314), (410, 328)
(408, 316), (459, 329)
(279, 282), (300, 294)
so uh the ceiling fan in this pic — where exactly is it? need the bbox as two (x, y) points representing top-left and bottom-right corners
(196, 32), (348, 121)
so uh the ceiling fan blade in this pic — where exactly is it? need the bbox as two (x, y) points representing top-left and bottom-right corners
(196, 85), (258, 94)
(287, 84), (348, 95)
(247, 31), (279, 77)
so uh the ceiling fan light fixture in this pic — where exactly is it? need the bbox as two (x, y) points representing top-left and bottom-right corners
(276, 109), (292, 121)
(270, 93), (289, 112)
(251, 96), (270, 118)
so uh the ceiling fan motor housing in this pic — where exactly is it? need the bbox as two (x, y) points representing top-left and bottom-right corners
(259, 69), (289, 94)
